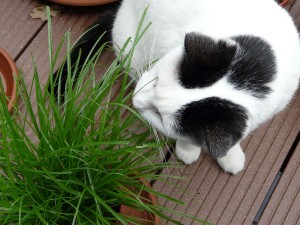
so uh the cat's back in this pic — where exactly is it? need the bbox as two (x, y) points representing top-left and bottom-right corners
(114, 0), (294, 39)
(113, 0), (299, 64)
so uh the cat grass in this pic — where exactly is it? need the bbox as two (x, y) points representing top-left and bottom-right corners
(0, 7), (210, 225)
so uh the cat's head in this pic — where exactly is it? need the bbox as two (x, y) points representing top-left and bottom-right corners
(133, 32), (273, 157)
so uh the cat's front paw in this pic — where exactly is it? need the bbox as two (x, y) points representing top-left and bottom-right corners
(175, 140), (201, 164)
(217, 144), (245, 175)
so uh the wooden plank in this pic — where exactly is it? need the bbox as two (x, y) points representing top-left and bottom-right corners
(0, 0), (45, 59)
(289, 0), (300, 28)
(258, 140), (300, 225)
(286, 0), (298, 11)
(15, 5), (102, 105)
(239, 98), (300, 225)
(207, 91), (300, 225)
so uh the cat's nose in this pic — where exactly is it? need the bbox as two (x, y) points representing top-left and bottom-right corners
(132, 90), (154, 110)
(132, 94), (147, 110)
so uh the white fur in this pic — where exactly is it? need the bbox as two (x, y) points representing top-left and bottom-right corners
(112, 0), (300, 174)
(217, 143), (245, 174)
(175, 139), (201, 165)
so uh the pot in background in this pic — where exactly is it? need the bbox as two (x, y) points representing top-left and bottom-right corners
(49, 0), (116, 6)
(0, 48), (18, 113)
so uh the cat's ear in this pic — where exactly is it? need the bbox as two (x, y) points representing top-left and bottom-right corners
(177, 98), (247, 159)
(202, 125), (242, 159)
(184, 32), (237, 67)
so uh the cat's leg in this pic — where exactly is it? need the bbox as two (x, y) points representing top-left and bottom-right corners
(175, 139), (201, 164)
(216, 143), (245, 175)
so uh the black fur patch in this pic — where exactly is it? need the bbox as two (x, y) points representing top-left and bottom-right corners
(176, 97), (248, 158)
(229, 35), (276, 98)
(179, 32), (237, 88)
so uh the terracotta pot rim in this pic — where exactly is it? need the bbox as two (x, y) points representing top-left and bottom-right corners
(49, 0), (117, 6)
(120, 177), (160, 225)
(280, 0), (289, 7)
(50, 0), (288, 7)
(0, 48), (18, 113)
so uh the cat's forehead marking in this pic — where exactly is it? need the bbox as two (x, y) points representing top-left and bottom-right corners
(179, 33), (237, 89)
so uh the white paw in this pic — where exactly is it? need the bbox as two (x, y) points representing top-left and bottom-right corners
(217, 144), (245, 175)
(175, 140), (201, 165)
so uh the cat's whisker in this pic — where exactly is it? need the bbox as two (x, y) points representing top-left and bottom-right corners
(131, 77), (158, 98)
(142, 39), (148, 71)
(132, 59), (144, 79)
(129, 58), (143, 81)
(149, 29), (158, 69)
(150, 125), (170, 172)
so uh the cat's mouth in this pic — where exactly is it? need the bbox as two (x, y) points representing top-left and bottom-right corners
(138, 105), (163, 123)
(152, 106), (163, 121)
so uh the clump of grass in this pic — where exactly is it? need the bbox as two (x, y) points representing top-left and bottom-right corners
(0, 7), (210, 225)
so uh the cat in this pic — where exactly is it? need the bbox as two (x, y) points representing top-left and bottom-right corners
(55, 0), (300, 174)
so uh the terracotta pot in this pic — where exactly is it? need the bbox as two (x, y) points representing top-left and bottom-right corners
(280, 0), (289, 6)
(49, 0), (116, 6)
(0, 48), (18, 113)
(51, 0), (288, 7)
(120, 177), (160, 225)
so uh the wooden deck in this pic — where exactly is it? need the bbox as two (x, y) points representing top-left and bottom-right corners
(1, 0), (300, 224)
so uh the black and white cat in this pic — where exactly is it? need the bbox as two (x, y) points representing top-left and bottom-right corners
(57, 0), (300, 174)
